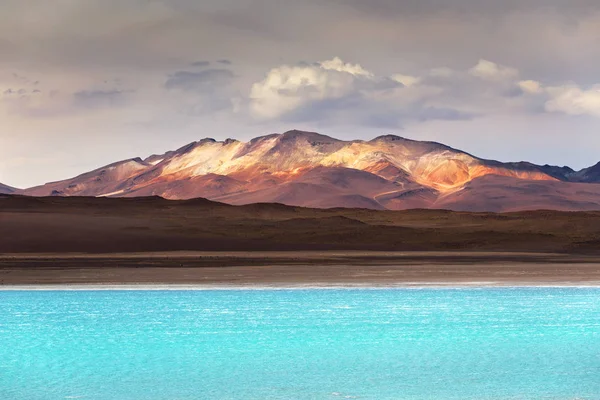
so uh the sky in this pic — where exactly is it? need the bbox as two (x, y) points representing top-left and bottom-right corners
(2, 0), (600, 188)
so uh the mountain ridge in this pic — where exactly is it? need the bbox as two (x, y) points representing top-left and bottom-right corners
(0, 183), (17, 194)
(16, 130), (600, 212)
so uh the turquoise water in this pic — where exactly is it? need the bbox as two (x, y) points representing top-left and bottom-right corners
(1, 288), (600, 399)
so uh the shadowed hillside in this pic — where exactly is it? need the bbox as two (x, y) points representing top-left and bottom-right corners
(2, 194), (600, 254)
(0, 183), (16, 194)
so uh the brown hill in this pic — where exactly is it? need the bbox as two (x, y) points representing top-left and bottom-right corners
(2, 194), (600, 254)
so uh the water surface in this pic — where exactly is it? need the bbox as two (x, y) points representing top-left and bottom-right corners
(1, 288), (599, 399)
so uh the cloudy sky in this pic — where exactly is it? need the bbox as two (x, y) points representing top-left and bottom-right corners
(2, 0), (600, 188)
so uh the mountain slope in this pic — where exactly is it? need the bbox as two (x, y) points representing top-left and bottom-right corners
(24, 158), (151, 197)
(16, 130), (600, 212)
(435, 175), (600, 212)
(572, 162), (600, 183)
(0, 183), (16, 194)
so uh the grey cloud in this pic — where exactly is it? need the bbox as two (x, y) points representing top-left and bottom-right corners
(178, 97), (235, 116)
(250, 57), (518, 127)
(206, 7), (288, 39)
(412, 68), (536, 109)
(503, 86), (526, 98)
(281, 94), (365, 123)
(191, 61), (210, 67)
(276, 85), (322, 98)
(165, 69), (234, 92)
(333, 0), (600, 17)
(2, 88), (30, 96)
(3, 73), (43, 99)
(279, 78), (401, 99)
(164, 68), (237, 115)
(217, 59), (232, 65)
(278, 91), (473, 129)
(415, 106), (475, 122)
(12, 73), (31, 84)
(72, 89), (129, 108)
(362, 106), (475, 129)
(356, 77), (404, 91)
(2, 0), (600, 85)
(362, 113), (405, 129)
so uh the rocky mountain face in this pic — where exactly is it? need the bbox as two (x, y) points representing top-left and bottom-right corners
(18, 130), (600, 212)
(573, 162), (600, 183)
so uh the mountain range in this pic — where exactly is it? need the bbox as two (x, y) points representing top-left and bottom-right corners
(10, 130), (600, 212)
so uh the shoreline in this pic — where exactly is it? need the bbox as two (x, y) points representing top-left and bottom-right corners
(3, 282), (600, 290)
(2, 251), (600, 286)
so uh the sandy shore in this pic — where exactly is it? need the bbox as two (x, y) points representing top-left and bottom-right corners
(2, 251), (600, 286)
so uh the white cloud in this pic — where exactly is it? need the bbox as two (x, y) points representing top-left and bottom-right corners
(428, 68), (455, 78)
(545, 85), (600, 117)
(319, 57), (373, 76)
(518, 80), (542, 94)
(248, 57), (484, 127)
(249, 57), (379, 119)
(249, 57), (600, 125)
(469, 59), (519, 81)
(391, 74), (421, 87)
(249, 58), (531, 125)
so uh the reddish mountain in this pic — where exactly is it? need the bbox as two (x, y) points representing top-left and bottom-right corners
(435, 175), (600, 212)
(17, 130), (600, 212)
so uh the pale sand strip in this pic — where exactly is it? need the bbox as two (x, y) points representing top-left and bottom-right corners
(2, 252), (600, 286)
(3, 282), (600, 291)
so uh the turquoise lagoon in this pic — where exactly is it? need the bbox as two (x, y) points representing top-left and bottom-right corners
(1, 288), (599, 399)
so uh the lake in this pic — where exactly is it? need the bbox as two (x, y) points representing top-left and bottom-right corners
(1, 288), (599, 399)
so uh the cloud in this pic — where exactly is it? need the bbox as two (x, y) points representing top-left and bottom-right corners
(333, 0), (600, 17)
(248, 57), (528, 127)
(217, 59), (232, 65)
(165, 69), (234, 92)
(1, 71), (136, 117)
(249, 57), (402, 120)
(247, 55), (600, 127)
(518, 80), (543, 94)
(318, 57), (372, 76)
(363, 106), (474, 129)
(73, 89), (129, 108)
(163, 68), (238, 115)
(191, 61), (210, 67)
(391, 74), (421, 87)
(469, 59), (519, 81)
(545, 85), (600, 117)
